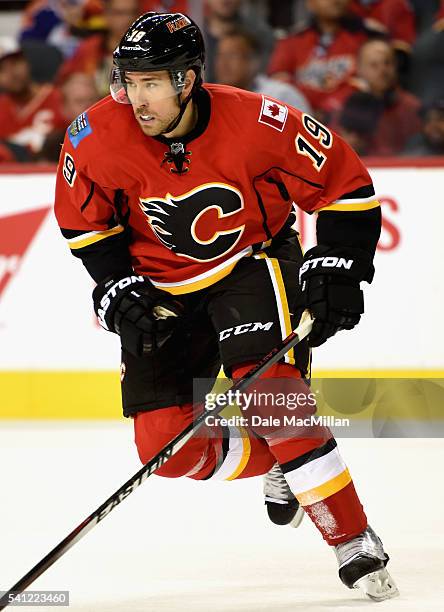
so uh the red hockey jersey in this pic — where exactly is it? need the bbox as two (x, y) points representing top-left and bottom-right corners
(54, 84), (379, 294)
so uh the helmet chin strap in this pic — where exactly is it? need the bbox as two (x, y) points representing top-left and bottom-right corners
(161, 91), (193, 136)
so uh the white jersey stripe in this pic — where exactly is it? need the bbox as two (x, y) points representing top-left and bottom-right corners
(151, 246), (253, 289)
(332, 195), (378, 204)
(67, 225), (124, 244)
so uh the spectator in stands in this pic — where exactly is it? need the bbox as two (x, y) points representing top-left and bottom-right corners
(346, 39), (422, 155)
(410, 0), (444, 105)
(215, 29), (311, 112)
(61, 72), (100, 120)
(0, 38), (65, 160)
(349, 0), (415, 82)
(267, 0), (383, 117)
(204, 0), (275, 82)
(57, 0), (139, 97)
(20, 0), (106, 59)
(404, 99), (444, 156)
(335, 91), (382, 156)
(38, 73), (100, 162)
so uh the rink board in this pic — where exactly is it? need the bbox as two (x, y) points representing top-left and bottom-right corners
(0, 162), (443, 418)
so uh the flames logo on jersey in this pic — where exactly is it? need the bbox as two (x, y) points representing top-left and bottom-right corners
(140, 198), (176, 250)
(139, 183), (245, 262)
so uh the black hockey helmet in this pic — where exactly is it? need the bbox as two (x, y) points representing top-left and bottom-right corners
(110, 12), (205, 105)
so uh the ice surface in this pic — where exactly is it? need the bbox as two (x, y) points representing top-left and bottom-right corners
(1, 421), (443, 611)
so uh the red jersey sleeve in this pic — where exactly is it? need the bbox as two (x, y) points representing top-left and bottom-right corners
(269, 107), (378, 214)
(252, 101), (381, 256)
(54, 120), (132, 282)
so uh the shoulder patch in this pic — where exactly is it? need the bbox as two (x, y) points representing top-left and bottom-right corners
(68, 112), (92, 148)
(258, 96), (288, 132)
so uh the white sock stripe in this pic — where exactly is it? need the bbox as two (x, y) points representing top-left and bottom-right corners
(283, 447), (347, 495)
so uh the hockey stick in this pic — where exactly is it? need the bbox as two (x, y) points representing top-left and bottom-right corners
(0, 310), (313, 610)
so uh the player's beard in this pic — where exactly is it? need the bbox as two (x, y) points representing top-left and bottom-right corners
(134, 103), (181, 137)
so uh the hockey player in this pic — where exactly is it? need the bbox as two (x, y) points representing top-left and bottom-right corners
(54, 12), (398, 602)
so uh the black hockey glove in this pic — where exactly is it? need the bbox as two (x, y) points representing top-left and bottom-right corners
(93, 274), (182, 357)
(299, 245), (375, 347)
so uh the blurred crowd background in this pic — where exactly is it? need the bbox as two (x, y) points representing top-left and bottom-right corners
(0, 0), (443, 164)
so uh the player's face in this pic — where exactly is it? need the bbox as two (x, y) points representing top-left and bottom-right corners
(125, 70), (192, 137)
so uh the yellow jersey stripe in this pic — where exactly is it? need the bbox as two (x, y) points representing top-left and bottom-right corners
(68, 225), (124, 250)
(268, 256), (295, 365)
(226, 429), (252, 480)
(152, 260), (239, 295)
(151, 246), (253, 295)
(296, 468), (352, 506)
(318, 200), (380, 213)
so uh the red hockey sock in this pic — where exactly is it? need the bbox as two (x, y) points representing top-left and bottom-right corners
(232, 361), (368, 545)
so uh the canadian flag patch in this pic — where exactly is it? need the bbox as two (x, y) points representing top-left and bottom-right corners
(258, 96), (288, 132)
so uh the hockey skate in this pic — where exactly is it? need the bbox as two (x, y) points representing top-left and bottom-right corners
(263, 462), (304, 527)
(335, 525), (399, 601)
